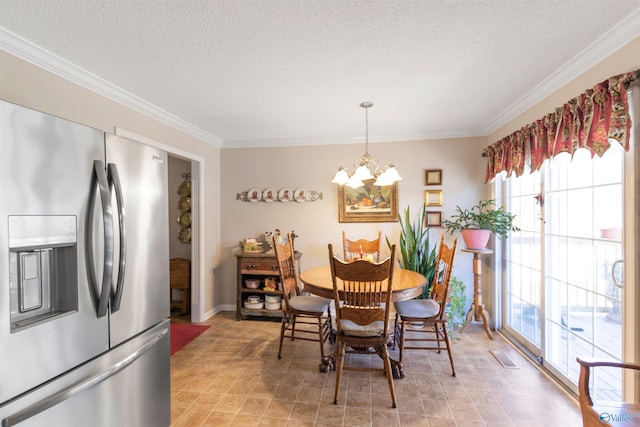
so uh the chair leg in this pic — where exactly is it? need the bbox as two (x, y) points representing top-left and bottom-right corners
(398, 320), (405, 364)
(290, 316), (296, 340)
(391, 313), (399, 350)
(442, 322), (456, 377)
(278, 313), (293, 359)
(333, 341), (346, 405)
(381, 344), (397, 408)
(434, 323), (443, 354)
(327, 310), (335, 344)
(320, 315), (335, 373)
(316, 316), (326, 359)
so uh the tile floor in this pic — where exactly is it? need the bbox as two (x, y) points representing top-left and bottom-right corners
(170, 312), (583, 426)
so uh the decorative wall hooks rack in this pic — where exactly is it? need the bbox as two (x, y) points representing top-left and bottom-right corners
(236, 188), (323, 203)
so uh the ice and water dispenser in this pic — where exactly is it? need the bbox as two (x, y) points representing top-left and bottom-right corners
(8, 215), (78, 331)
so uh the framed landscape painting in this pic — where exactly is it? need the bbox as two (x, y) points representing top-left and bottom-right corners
(338, 180), (398, 223)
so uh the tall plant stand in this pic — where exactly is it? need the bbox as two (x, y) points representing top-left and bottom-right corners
(459, 248), (494, 339)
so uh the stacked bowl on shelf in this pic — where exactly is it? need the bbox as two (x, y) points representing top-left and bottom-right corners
(265, 294), (281, 310)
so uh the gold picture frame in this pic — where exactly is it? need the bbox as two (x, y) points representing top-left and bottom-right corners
(425, 211), (442, 227)
(425, 169), (442, 186)
(425, 190), (443, 207)
(338, 180), (398, 223)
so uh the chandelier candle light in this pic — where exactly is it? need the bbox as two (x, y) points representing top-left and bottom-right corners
(331, 102), (402, 188)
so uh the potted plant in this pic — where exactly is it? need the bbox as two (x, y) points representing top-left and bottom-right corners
(386, 205), (438, 298)
(441, 199), (519, 249)
(443, 276), (466, 337)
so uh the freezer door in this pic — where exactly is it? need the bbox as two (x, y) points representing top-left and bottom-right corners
(0, 320), (170, 427)
(0, 101), (109, 404)
(105, 134), (169, 347)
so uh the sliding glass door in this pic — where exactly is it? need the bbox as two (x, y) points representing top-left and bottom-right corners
(505, 170), (542, 355)
(545, 145), (624, 399)
(504, 143), (625, 400)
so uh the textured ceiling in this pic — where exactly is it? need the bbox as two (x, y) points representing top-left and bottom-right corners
(0, 1), (639, 148)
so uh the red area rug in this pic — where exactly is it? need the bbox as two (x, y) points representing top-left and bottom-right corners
(170, 323), (210, 355)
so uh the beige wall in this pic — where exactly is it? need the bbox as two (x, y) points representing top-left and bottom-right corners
(0, 51), (222, 320)
(220, 137), (488, 310)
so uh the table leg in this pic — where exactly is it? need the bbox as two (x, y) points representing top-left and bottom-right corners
(389, 358), (405, 379)
(478, 306), (494, 339)
(339, 345), (406, 379)
(319, 355), (335, 373)
(376, 347), (405, 379)
(462, 303), (475, 330)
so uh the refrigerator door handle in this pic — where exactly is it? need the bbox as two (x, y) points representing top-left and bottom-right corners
(107, 163), (126, 313)
(0, 327), (168, 427)
(86, 160), (114, 318)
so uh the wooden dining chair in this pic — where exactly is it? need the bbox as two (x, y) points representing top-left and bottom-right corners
(328, 243), (397, 408)
(342, 230), (382, 261)
(576, 356), (640, 427)
(273, 233), (333, 372)
(393, 235), (458, 376)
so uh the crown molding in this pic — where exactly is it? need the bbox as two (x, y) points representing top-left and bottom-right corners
(0, 26), (223, 148)
(222, 129), (482, 149)
(482, 7), (640, 136)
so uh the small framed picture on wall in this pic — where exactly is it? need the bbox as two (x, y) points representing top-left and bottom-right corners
(425, 190), (443, 207)
(425, 211), (442, 227)
(425, 169), (442, 186)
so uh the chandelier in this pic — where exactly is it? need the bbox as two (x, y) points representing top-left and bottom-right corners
(331, 102), (402, 188)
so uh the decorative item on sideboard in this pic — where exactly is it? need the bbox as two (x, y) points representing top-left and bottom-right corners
(239, 230), (298, 254)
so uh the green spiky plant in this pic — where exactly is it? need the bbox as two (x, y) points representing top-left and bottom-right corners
(386, 205), (438, 299)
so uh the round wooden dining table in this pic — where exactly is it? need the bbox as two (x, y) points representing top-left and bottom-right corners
(299, 265), (427, 302)
(299, 265), (427, 379)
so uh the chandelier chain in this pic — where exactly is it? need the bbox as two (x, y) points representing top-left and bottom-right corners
(365, 104), (369, 155)
(361, 101), (372, 157)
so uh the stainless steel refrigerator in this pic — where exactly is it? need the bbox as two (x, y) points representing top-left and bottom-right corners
(0, 100), (171, 426)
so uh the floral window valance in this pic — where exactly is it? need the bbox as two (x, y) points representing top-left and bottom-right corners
(484, 69), (639, 182)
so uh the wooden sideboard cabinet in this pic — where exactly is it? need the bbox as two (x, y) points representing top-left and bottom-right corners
(236, 251), (301, 320)
(170, 258), (191, 315)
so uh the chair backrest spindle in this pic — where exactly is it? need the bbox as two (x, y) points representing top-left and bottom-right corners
(273, 233), (300, 308)
(329, 244), (395, 334)
(342, 230), (382, 262)
(429, 235), (457, 319)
